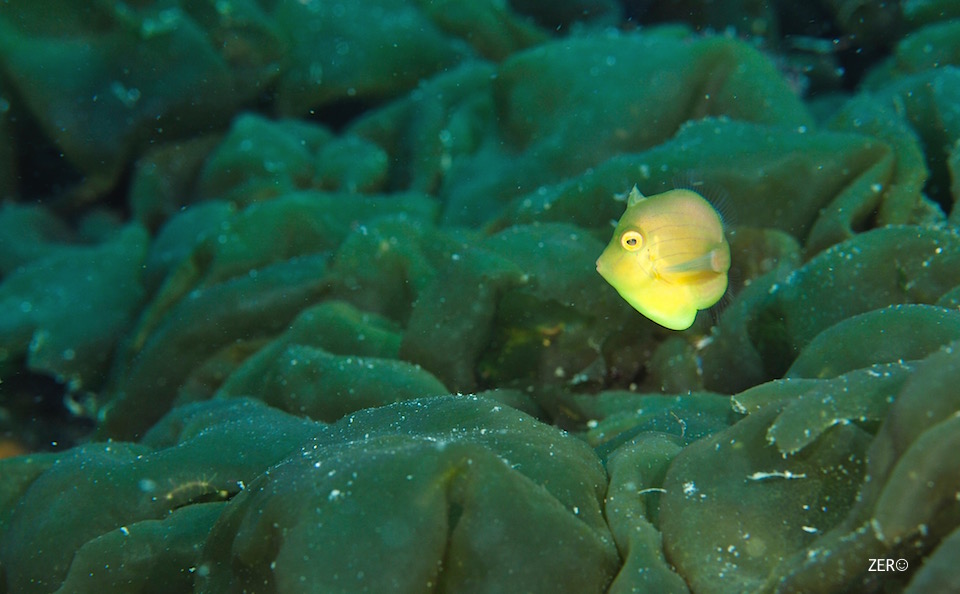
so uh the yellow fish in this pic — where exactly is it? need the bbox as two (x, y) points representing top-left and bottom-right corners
(596, 186), (730, 330)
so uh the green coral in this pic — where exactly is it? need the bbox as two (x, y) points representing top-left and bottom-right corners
(700, 225), (960, 393)
(0, 0), (276, 197)
(3, 1), (960, 592)
(243, 343), (447, 416)
(0, 224), (147, 391)
(0, 399), (317, 593)
(659, 402), (872, 593)
(2, 396), (621, 593)
(200, 395), (620, 593)
(604, 433), (689, 594)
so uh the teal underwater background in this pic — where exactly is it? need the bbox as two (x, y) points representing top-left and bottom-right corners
(2, 0), (960, 592)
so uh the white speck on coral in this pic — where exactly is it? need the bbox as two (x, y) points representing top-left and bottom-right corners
(747, 470), (807, 481)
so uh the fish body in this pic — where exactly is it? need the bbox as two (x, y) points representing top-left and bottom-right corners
(596, 186), (730, 330)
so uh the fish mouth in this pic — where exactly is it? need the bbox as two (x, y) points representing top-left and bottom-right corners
(595, 258), (612, 282)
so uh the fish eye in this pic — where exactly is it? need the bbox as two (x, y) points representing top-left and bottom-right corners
(620, 230), (643, 251)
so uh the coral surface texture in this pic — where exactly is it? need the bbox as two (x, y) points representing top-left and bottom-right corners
(2, 1), (960, 592)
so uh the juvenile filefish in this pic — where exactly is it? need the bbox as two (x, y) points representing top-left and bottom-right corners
(596, 186), (730, 330)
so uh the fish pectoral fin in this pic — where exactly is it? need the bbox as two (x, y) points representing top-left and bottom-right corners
(661, 248), (730, 275)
